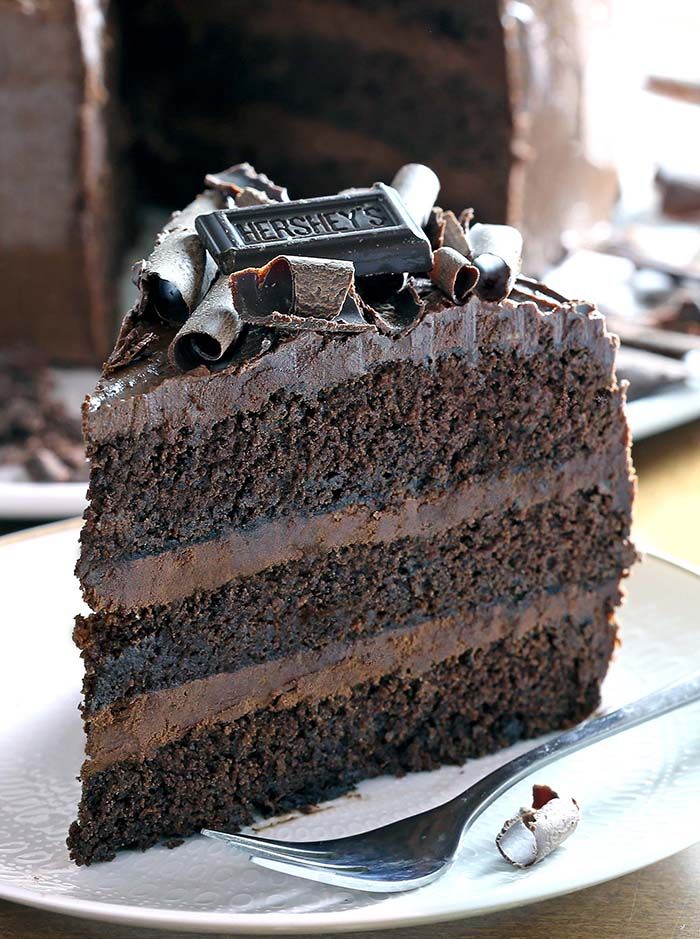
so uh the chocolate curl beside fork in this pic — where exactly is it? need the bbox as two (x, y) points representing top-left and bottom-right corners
(430, 247), (480, 303)
(230, 256), (371, 333)
(168, 276), (243, 371)
(496, 785), (581, 868)
(134, 190), (223, 325)
(469, 223), (523, 302)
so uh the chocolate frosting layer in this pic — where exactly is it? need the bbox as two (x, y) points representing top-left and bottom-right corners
(81, 444), (631, 612)
(83, 295), (617, 445)
(82, 579), (623, 777)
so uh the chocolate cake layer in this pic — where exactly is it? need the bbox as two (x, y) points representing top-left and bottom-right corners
(68, 591), (618, 864)
(83, 297), (614, 441)
(79, 301), (620, 587)
(80, 441), (630, 612)
(81, 578), (621, 776)
(76, 482), (634, 713)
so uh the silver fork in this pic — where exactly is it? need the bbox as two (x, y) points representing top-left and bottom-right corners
(202, 672), (700, 892)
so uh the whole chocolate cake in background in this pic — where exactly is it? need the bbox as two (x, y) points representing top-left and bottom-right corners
(0, 0), (616, 376)
(0, 0), (119, 365)
(68, 162), (636, 864)
(116, 0), (616, 273)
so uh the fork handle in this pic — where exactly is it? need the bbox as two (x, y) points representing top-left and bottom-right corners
(453, 670), (700, 825)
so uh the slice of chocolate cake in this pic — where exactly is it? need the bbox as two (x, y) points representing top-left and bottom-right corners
(68, 164), (635, 865)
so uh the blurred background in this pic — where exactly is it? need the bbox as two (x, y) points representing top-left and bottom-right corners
(0, 0), (698, 559)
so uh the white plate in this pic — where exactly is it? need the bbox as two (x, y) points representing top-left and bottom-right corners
(0, 481), (88, 520)
(626, 381), (700, 441)
(0, 522), (699, 934)
(0, 368), (96, 520)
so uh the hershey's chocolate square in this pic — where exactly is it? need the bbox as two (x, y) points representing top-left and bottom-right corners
(195, 184), (432, 276)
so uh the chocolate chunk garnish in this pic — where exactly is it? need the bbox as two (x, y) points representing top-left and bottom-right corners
(390, 163), (441, 227)
(470, 223), (523, 302)
(196, 184), (432, 278)
(205, 162), (289, 202)
(230, 256), (371, 334)
(430, 247), (479, 303)
(169, 276), (243, 372)
(134, 190), (222, 325)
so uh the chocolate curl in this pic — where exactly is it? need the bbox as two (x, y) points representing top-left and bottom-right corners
(430, 247), (479, 303)
(442, 210), (473, 257)
(470, 223), (523, 302)
(426, 207), (446, 250)
(205, 162), (289, 202)
(496, 786), (581, 868)
(426, 207), (473, 257)
(360, 277), (426, 336)
(356, 272), (408, 304)
(135, 190), (222, 325)
(168, 276), (243, 371)
(231, 256), (371, 333)
(390, 163), (441, 227)
(513, 275), (569, 308)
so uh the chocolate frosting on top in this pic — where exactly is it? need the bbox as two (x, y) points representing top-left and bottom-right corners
(87, 162), (616, 444)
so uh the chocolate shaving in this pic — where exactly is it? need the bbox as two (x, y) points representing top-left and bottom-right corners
(168, 276), (243, 372)
(458, 207), (475, 228)
(235, 187), (275, 207)
(103, 314), (158, 376)
(356, 272), (408, 304)
(515, 276), (569, 305)
(25, 445), (72, 483)
(426, 207), (474, 257)
(470, 223), (523, 302)
(442, 210), (473, 258)
(426, 207), (446, 251)
(231, 256), (372, 334)
(205, 162), (289, 203)
(430, 247), (479, 303)
(390, 163), (440, 226)
(134, 190), (222, 325)
(496, 785), (581, 868)
(361, 277), (426, 336)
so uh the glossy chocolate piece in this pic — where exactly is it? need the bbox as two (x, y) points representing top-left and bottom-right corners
(169, 276), (242, 372)
(390, 163), (440, 227)
(195, 183), (432, 277)
(430, 247), (479, 303)
(230, 256), (370, 333)
(470, 224), (523, 302)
